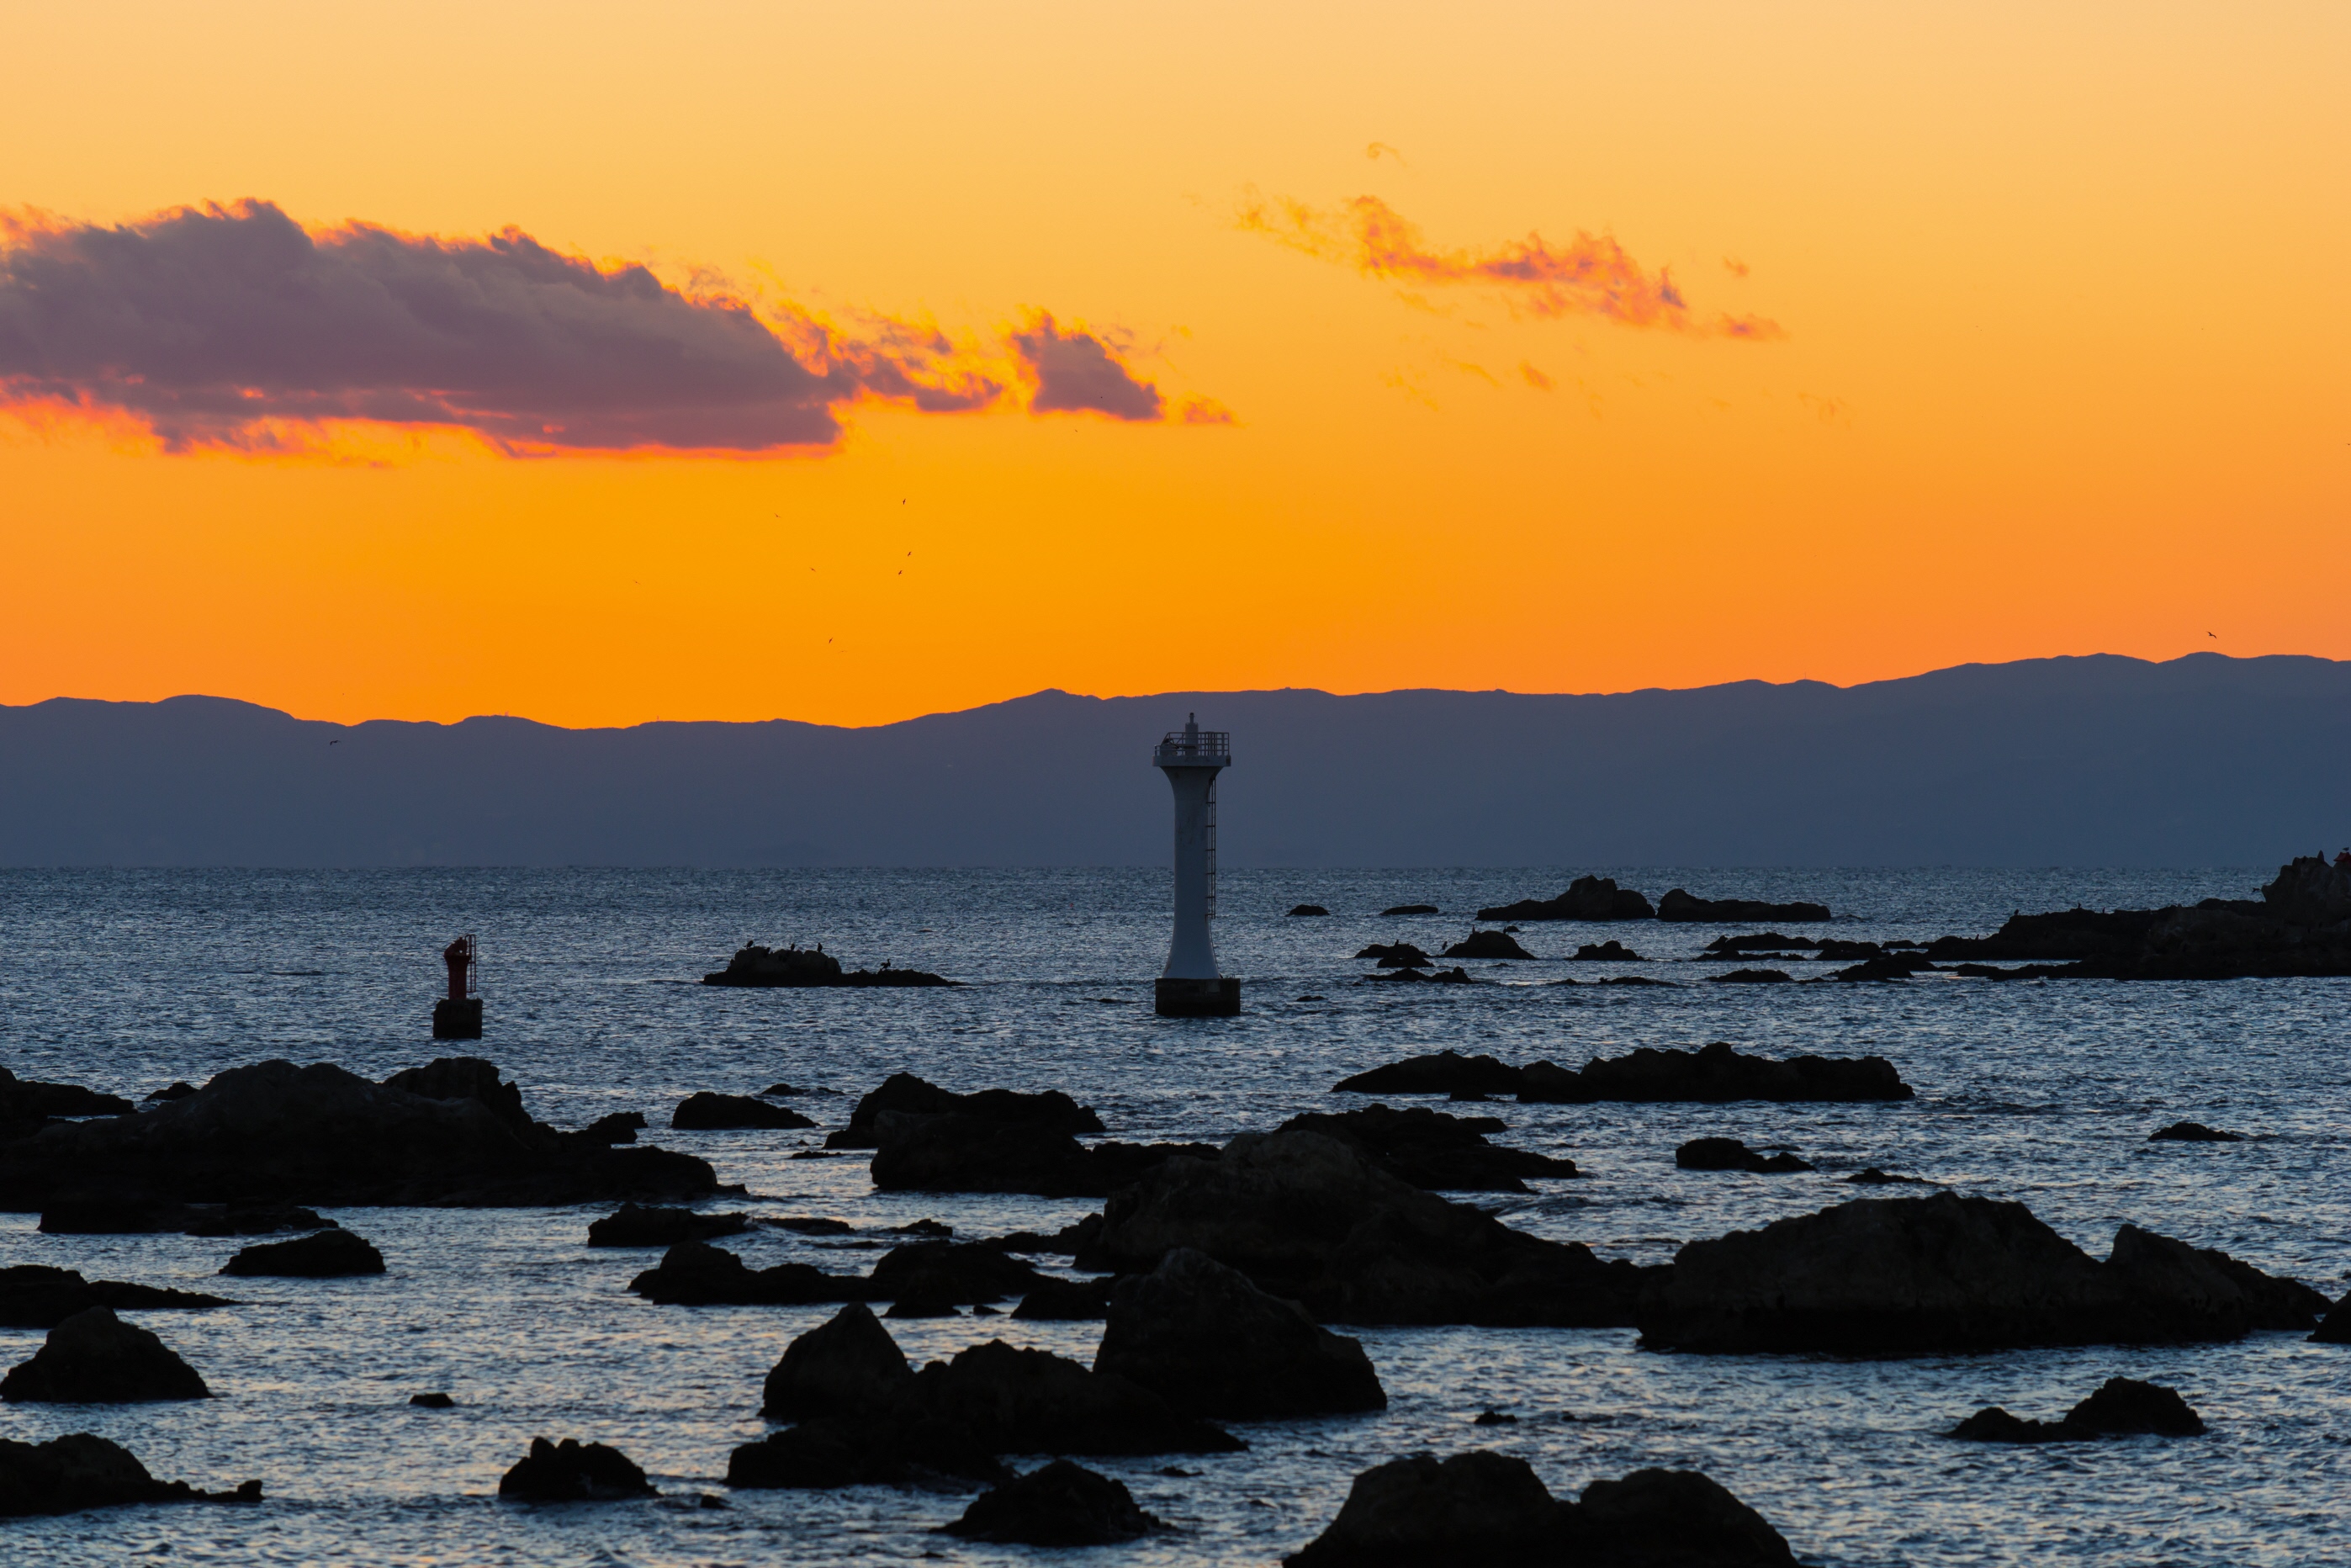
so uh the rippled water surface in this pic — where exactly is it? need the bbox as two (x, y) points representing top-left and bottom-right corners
(0, 866), (2345, 1565)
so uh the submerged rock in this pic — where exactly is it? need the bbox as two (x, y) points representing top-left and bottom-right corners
(220, 1227), (385, 1278)
(1641, 1193), (2330, 1353)
(0, 1059), (721, 1210)
(1476, 876), (1655, 923)
(1361, 966), (1472, 984)
(1441, 930), (1536, 961)
(1095, 1248), (1385, 1419)
(1289, 904), (1332, 917)
(728, 1414), (1006, 1489)
(498, 1437), (656, 1501)
(0, 1433), (258, 1518)
(1570, 940), (1644, 961)
(586, 1203), (750, 1248)
(1845, 1168), (1931, 1186)
(2150, 1121), (2243, 1143)
(903, 1339), (1242, 1456)
(1333, 1052), (1524, 1098)
(1355, 943), (1432, 967)
(1951, 1377), (2206, 1442)
(0, 1306), (210, 1403)
(1709, 969), (1793, 984)
(824, 1073), (1102, 1151)
(410, 1391), (455, 1408)
(0, 1265), (233, 1330)
(1658, 889), (1832, 924)
(671, 1093), (816, 1131)
(941, 1459), (1167, 1545)
(1829, 953), (1940, 982)
(1675, 1138), (1814, 1174)
(760, 1302), (913, 1418)
(627, 1241), (870, 1306)
(1519, 1041), (1911, 1104)
(1379, 903), (1440, 916)
(1273, 1104), (1577, 1193)
(1080, 1131), (1658, 1328)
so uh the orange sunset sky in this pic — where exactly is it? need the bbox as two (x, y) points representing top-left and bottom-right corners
(2, 1), (2344, 729)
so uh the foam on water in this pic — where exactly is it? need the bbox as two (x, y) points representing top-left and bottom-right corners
(0, 867), (2344, 1565)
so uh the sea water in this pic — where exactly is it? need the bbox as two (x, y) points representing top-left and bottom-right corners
(0, 866), (2343, 1565)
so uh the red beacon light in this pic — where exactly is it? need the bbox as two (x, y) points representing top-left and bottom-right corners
(432, 934), (484, 1039)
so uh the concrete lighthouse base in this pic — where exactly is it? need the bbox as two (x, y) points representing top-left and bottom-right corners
(1155, 977), (1241, 1017)
(432, 998), (484, 1039)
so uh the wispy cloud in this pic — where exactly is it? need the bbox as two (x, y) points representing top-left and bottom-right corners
(0, 200), (1221, 454)
(1238, 193), (1782, 341)
(1009, 313), (1232, 426)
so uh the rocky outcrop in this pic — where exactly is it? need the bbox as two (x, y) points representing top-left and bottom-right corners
(1640, 1194), (2332, 1353)
(1476, 877), (1654, 923)
(0, 1059), (721, 1210)
(1356, 943), (1432, 967)
(220, 1227), (384, 1277)
(1014, 1276), (1117, 1319)
(1710, 969), (1792, 984)
(0, 1433), (258, 1518)
(497, 1437), (656, 1501)
(1676, 1138), (1812, 1174)
(867, 1111), (1213, 1199)
(1658, 890), (1831, 923)
(627, 1241), (871, 1306)
(0, 1306), (210, 1402)
(901, 1339), (1242, 1455)
(0, 1266), (233, 1329)
(727, 1415), (1006, 1489)
(941, 1459), (1167, 1545)
(671, 1093), (815, 1131)
(2150, 1121), (2242, 1142)
(1570, 940), (1644, 961)
(869, 1242), (1046, 1306)
(2312, 1290), (2351, 1343)
(1095, 1248), (1385, 1419)
(1288, 1454), (1792, 1567)
(1273, 1104), (1578, 1193)
(1363, 966), (1471, 984)
(701, 943), (956, 987)
(760, 1302), (913, 1417)
(1442, 930), (1535, 961)
(0, 1067), (134, 1136)
(1519, 1042), (1911, 1104)
(1332, 1052), (1524, 1098)
(824, 1073), (1103, 1150)
(1380, 903), (1439, 916)
(586, 1203), (750, 1248)
(1951, 1377), (2205, 1442)
(1079, 1131), (1658, 1328)
(1829, 953), (1939, 982)
(1289, 904), (1331, 917)
(37, 1197), (329, 1235)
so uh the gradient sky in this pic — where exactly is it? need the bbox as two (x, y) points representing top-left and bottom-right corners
(3, 1), (2343, 728)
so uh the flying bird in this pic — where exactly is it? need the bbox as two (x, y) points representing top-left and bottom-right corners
(2209, 632), (2217, 638)
(329, 739), (341, 746)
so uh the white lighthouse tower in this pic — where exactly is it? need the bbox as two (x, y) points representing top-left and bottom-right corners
(1153, 714), (1240, 1016)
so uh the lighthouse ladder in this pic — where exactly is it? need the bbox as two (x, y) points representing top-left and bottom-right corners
(1205, 778), (1218, 920)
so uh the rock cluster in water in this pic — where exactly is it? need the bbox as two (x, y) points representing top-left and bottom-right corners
(1271, 1104), (1579, 1193)
(1951, 1377), (2206, 1442)
(701, 943), (956, 987)
(0, 1433), (259, 1518)
(0, 1265), (233, 1329)
(1334, 1043), (1911, 1103)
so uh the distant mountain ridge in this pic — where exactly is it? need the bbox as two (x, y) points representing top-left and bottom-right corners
(3, 654), (2346, 866)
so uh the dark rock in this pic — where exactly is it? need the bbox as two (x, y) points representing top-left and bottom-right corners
(410, 1391), (455, 1408)
(1289, 904), (1331, 917)
(701, 942), (956, 988)
(903, 1338), (1242, 1455)
(1356, 943), (1432, 967)
(671, 1093), (816, 1131)
(885, 1295), (960, 1317)
(2150, 1121), (2243, 1142)
(184, 1200), (335, 1237)
(942, 1459), (1167, 1545)
(40, 1199), (199, 1234)
(1570, 940), (1644, 961)
(143, 1082), (199, 1103)
(765, 1215), (855, 1236)
(1642, 1193), (2332, 1353)
(727, 1416), (1006, 1490)
(1952, 1377), (2205, 1441)
(1704, 933), (1819, 953)
(0, 1067), (134, 1127)
(1014, 1275), (1117, 1319)
(1380, 904), (1439, 916)
(1845, 1168), (1930, 1185)
(988, 1214), (1102, 1256)
(627, 1240), (871, 1306)
(0, 1265), (233, 1330)
(383, 1057), (533, 1135)
(1814, 940), (1888, 961)
(1286, 1451), (1566, 1566)
(1095, 1248), (1385, 1419)
(220, 1227), (385, 1277)
(497, 1437), (656, 1501)
(0, 1433), (258, 1517)
(0, 1306), (209, 1402)
(825, 1073), (1102, 1150)
(1675, 1138), (1813, 1174)
(1274, 1104), (1577, 1193)
(760, 1301), (913, 1417)
(1659, 889), (1831, 924)
(760, 1083), (808, 1096)
(587, 1202), (750, 1248)
(1442, 930), (1536, 961)
(1363, 965), (1472, 984)
(1081, 1131), (1660, 1328)
(1829, 953), (1940, 982)
(868, 1110), (1213, 1199)
(1565, 1468), (1795, 1565)
(1710, 969), (1792, 984)
(0, 1059), (721, 1210)
(1519, 1041), (1911, 1104)
(870, 1241), (1046, 1305)
(1334, 1051), (1524, 1098)
(1472, 1409), (1517, 1425)
(1476, 876), (1654, 923)
(562, 1111), (644, 1147)
(2310, 1289), (2351, 1343)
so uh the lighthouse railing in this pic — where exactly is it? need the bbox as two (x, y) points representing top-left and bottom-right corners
(1153, 729), (1231, 763)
